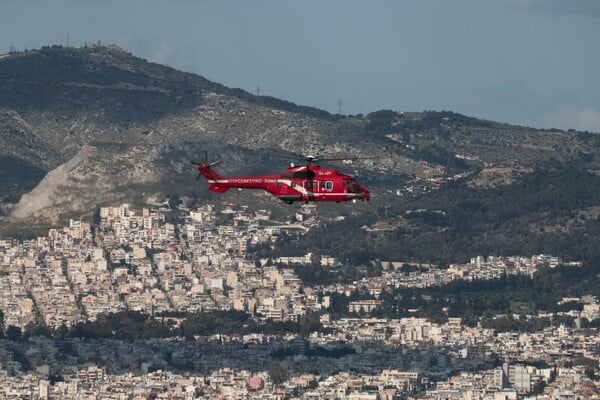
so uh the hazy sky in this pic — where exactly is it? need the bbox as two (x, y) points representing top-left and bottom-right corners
(2, 0), (599, 132)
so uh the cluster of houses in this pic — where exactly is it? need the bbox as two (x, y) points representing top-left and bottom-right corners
(1, 203), (599, 398)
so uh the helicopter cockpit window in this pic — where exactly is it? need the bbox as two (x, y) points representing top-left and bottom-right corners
(346, 179), (354, 192)
(306, 181), (316, 190)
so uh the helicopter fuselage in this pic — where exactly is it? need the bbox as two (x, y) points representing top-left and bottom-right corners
(197, 164), (370, 204)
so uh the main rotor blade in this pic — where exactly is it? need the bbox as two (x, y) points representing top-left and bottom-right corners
(190, 158), (223, 170)
(318, 157), (374, 162)
(270, 148), (372, 164)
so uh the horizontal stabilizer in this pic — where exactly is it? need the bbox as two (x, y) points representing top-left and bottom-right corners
(209, 185), (229, 193)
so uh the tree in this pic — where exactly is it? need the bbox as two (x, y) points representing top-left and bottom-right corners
(168, 195), (182, 210)
(268, 362), (290, 385)
(23, 322), (51, 338)
(6, 325), (22, 341)
(530, 379), (546, 395)
(53, 323), (69, 340)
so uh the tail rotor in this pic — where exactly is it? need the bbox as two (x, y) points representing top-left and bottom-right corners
(189, 150), (223, 181)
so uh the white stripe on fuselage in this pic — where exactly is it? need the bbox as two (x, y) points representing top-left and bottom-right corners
(278, 180), (357, 197)
(278, 179), (309, 196)
(208, 178), (361, 198)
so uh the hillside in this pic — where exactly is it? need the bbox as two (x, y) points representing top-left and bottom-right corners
(1, 45), (599, 248)
(277, 164), (600, 265)
(0, 46), (414, 221)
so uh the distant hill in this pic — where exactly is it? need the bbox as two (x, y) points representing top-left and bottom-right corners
(1, 44), (599, 255)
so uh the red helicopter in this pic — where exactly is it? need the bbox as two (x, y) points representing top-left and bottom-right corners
(190, 151), (370, 204)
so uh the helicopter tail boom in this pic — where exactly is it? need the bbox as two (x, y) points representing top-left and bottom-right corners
(190, 155), (228, 191)
(197, 166), (229, 192)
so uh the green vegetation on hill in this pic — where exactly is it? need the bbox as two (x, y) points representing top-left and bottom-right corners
(1, 45), (339, 124)
(0, 309), (325, 342)
(372, 262), (600, 328)
(314, 262), (600, 331)
(279, 163), (600, 265)
(59, 310), (323, 341)
(0, 156), (46, 206)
